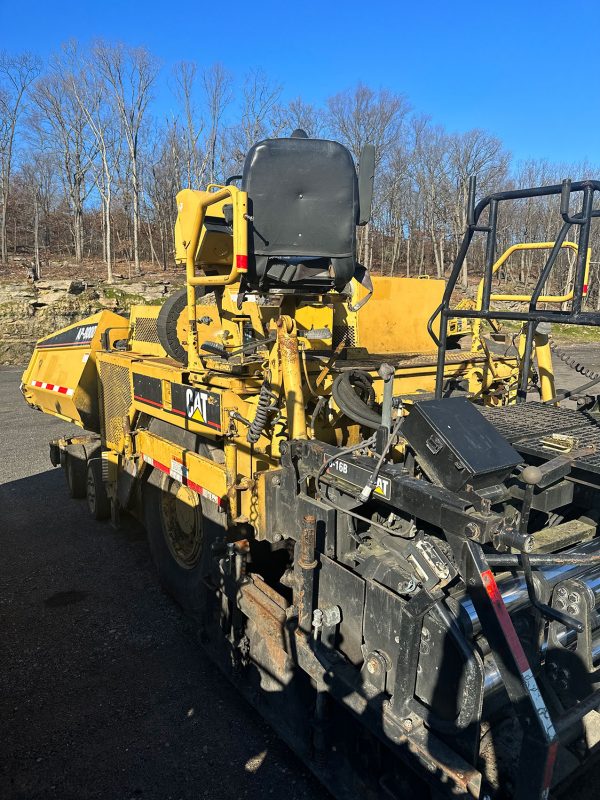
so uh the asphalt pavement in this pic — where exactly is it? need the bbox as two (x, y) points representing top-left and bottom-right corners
(0, 366), (324, 800)
(3, 345), (600, 800)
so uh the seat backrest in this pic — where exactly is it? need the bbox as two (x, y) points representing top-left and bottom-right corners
(242, 136), (359, 292)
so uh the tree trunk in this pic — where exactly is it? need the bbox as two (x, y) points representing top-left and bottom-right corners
(105, 195), (113, 283)
(33, 196), (41, 278)
(0, 200), (7, 265)
(132, 158), (141, 276)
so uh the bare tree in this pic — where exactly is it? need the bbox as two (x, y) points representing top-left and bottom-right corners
(202, 63), (232, 184)
(227, 69), (284, 172)
(31, 46), (96, 263)
(0, 51), (41, 265)
(285, 97), (326, 138)
(146, 120), (182, 270)
(71, 50), (123, 281)
(173, 61), (203, 188)
(327, 84), (410, 267)
(94, 41), (159, 275)
(447, 129), (509, 287)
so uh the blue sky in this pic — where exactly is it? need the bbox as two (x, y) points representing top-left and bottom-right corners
(1, 0), (598, 165)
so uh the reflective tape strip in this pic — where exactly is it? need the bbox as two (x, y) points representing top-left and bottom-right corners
(542, 741), (559, 795)
(481, 567), (558, 777)
(481, 568), (530, 673)
(521, 667), (557, 740)
(142, 454), (223, 507)
(30, 379), (74, 397)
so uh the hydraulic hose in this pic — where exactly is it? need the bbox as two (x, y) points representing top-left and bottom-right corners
(332, 370), (382, 429)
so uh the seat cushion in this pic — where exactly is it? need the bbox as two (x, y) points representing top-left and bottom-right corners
(242, 137), (359, 290)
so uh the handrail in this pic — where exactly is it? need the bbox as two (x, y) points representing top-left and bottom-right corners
(471, 241), (591, 350)
(185, 185), (248, 289)
(183, 184), (248, 371)
(429, 178), (600, 399)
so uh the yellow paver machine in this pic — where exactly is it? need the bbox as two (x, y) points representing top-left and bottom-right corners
(22, 132), (600, 798)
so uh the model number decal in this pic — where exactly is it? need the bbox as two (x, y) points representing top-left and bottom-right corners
(326, 458), (391, 500)
(75, 324), (97, 342)
(329, 459), (348, 475)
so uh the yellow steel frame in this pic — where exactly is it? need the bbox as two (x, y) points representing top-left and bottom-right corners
(135, 429), (228, 503)
(472, 241), (591, 351)
(180, 185), (248, 371)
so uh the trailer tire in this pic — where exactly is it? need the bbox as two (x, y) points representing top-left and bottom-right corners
(86, 458), (110, 521)
(143, 475), (223, 612)
(65, 450), (87, 499)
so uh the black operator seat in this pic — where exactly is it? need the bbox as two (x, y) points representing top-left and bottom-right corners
(241, 130), (373, 293)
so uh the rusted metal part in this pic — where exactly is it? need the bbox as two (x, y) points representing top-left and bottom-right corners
(316, 337), (346, 387)
(299, 514), (318, 569)
(276, 315), (307, 440)
(238, 575), (288, 645)
(296, 515), (318, 635)
(237, 575), (292, 681)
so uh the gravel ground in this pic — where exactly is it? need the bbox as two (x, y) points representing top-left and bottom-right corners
(2, 345), (600, 800)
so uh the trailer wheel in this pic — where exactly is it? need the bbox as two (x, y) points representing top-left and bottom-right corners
(65, 450), (87, 499)
(143, 476), (222, 612)
(86, 458), (110, 521)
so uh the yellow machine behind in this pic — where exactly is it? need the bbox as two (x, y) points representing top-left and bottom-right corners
(22, 133), (600, 800)
(21, 267), (528, 530)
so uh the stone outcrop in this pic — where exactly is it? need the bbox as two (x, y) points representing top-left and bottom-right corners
(0, 278), (183, 365)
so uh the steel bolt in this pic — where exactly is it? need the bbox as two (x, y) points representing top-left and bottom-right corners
(320, 606), (341, 627)
(397, 577), (417, 594)
(366, 657), (379, 675)
(465, 522), (480, 539)
(272, 475), (281, 486)
(401, 718), (413, 733)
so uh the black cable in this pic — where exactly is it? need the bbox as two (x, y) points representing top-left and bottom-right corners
(316, 432), (378, 487)
(358, 416), (403, 502)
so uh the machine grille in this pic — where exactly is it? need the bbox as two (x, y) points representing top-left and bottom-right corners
(332, 324), (356, 349)
(478, 401), (600, 477)
(477, 401), (587, 442)
(133, 315), (160, 344)
(99, 361), (132, 450)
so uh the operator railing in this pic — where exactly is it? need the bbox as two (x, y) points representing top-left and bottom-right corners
(184, 184), (248, 371)
(428, 178), (600, 400)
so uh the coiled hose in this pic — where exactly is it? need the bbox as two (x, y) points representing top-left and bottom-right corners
(247, 380), (277, 443)
(331, 370), (382, 429)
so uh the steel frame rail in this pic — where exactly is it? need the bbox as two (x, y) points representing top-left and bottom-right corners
(429, 179), (600, 400)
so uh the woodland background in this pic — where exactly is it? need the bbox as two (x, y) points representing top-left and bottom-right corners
(1, 42), (598, 304)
